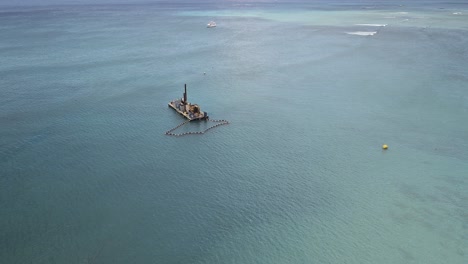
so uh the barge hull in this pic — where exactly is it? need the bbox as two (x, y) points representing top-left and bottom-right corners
(168, 102), (207, 121)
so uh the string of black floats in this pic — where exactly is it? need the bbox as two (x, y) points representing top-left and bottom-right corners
(165, 118), (229, 137)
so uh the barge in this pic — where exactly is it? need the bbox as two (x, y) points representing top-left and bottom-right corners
(168, 84), (208, 121)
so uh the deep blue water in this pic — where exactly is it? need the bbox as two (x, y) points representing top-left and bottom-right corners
(1, 2), (467, 263)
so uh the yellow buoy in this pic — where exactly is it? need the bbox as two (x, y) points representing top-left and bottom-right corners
(382, 144), (388, 150)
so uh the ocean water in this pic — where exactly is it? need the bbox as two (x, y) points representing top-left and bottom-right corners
(1, 1), (467, 263)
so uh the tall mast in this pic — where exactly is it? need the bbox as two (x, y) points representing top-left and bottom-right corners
(184, 84), (187, 104)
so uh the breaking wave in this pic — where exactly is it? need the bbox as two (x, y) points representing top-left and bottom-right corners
(346, 31), (377, 36)
(355, 24), (387, 27)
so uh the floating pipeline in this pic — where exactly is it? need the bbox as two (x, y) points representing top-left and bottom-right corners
(165, 120), (191, 135)
(165, 117), (229, 137)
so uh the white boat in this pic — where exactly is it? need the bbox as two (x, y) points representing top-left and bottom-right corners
(207, 21), (216, 28)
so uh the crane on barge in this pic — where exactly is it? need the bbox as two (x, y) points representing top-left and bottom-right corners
(168, 84), (208, 121)
(166, 84), (229, 136)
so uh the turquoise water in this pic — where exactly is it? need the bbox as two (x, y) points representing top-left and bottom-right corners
(1, 1), (467, 263)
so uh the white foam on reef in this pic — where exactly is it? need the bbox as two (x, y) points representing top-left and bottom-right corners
(346, 31), (377, 36)
(452, 12), (462, 15)
(355, 24), (387, 27)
